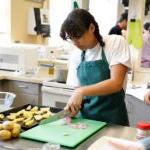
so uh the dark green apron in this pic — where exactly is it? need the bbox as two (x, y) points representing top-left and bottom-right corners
(77, 48), (129, 126)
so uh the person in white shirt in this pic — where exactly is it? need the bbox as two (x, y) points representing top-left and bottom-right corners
(141, 22), (150, 68)
(60, 9), (131, 125)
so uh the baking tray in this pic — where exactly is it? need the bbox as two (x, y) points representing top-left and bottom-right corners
(0, 104), (62, 130)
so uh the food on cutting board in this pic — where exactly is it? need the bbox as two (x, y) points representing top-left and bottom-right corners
(0, 121), (21, 140)
(0, 105), (53, 128)
(63, 116), (72, 125)
(63, 117), (88, 129)
(62, 132), (70, 136)
(69, 122), (88, 129)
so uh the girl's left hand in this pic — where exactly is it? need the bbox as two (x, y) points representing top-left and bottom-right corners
(144, 91), (150, 105)
(65, 88), (83, 117)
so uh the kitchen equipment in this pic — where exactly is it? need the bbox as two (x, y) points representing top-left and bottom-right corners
(40, 109), (70, 125)
(54, 65), (68, 83)
(27, 7), (50, 37)
(0, 44), (39, 74)
(0, 92), (16, 107)
(0, 104), (62, 129)
(42, 79), (74, 108)
(0, 92), (16, 112)
(20, 118), (106, 148)
(42, 142), (60, 150)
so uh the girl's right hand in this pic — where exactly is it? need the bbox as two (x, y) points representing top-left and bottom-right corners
(64, 88), (83, 117)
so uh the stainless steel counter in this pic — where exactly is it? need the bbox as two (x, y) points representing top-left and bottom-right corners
(0, 124), (137, 150)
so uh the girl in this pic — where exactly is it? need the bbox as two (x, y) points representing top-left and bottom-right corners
(60, 9), (131, 126)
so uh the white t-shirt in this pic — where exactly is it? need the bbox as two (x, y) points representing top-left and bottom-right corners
(67, 35), (131, 89)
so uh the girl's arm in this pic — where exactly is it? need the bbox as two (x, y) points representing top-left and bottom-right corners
(78, 64), (128, 96)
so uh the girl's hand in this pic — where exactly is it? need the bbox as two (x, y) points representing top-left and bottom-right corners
(144, 91), (150, 105)
(65, 88), (83, 117)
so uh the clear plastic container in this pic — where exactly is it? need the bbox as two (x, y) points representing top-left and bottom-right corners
(0, 92), (16, 107)
(42, 142), (60, 150)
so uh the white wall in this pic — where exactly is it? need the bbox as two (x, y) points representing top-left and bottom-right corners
(144, 15), (150, 24)
(0, 0), (11, 44)
(89, 0), (122, 36)
(49, 0), (72, 47)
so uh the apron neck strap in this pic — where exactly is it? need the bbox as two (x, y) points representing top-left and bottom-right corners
(81, 47), (108, 65)
(101, 47), (109, 66)
(101, 47), (106, 60)
(81, 51), (86, 61)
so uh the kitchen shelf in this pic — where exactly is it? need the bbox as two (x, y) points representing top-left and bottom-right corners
(26, 0), (45, 3)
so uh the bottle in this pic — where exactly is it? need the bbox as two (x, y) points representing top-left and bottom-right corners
(136, 121), (150, 139)
(49, 64), (54, 75)
(48, 51), (55, 75)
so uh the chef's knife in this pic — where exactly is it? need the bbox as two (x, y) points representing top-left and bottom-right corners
(40, 109), (70, 125)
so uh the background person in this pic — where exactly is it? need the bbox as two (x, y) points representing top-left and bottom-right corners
(141, 22), (150, 68)
(108, 12), (128, 36)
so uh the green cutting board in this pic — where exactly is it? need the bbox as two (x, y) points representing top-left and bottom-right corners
(20, 118), (106, 148)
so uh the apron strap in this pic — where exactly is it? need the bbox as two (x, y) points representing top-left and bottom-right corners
(81, 46), (109, 66)
(101, 47), (109, 66)
(81, 51), (86, 62)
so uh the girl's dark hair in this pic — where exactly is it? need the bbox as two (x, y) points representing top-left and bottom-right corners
(60, 9), (105, 47)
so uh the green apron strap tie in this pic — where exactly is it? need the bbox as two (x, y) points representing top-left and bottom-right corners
(81, 51), (86, 62)
(101, 47), (109, 66)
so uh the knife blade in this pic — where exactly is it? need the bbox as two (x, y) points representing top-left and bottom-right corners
(40, 109), (70, 125)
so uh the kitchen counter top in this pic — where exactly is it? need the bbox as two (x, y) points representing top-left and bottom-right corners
(126, 83), (150, 102)
(0, 124), (137, 150)
(0, 69), (54, 84)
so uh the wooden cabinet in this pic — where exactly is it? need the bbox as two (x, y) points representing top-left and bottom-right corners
(125, 94), (150, 127)
(1, 80), (42, 107)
